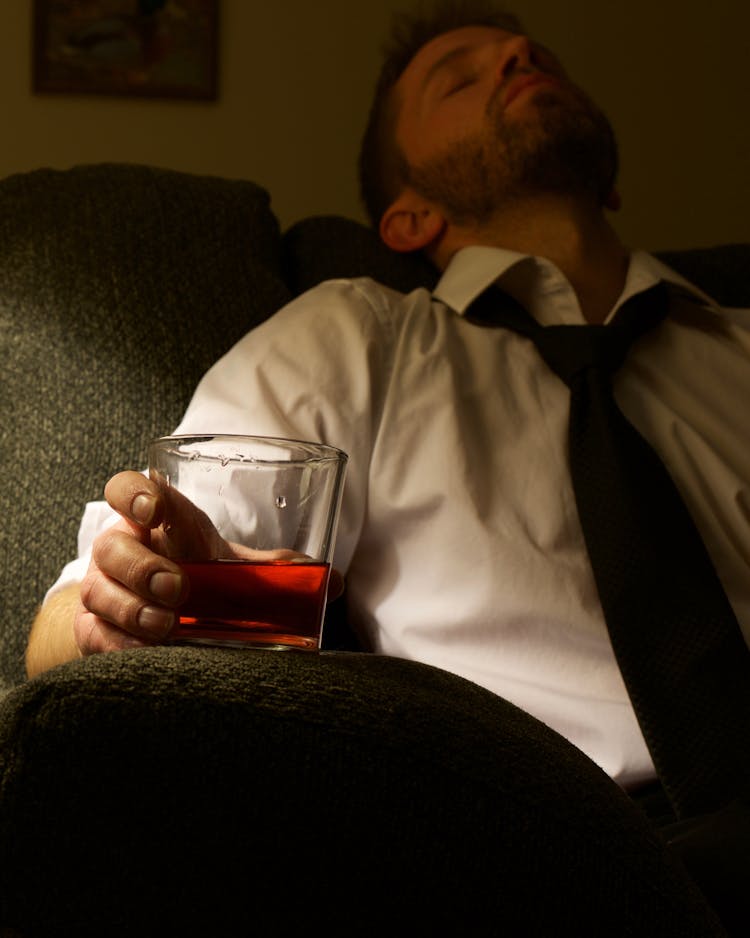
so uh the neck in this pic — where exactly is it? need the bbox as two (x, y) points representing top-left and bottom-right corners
(432, 196), (629, 324)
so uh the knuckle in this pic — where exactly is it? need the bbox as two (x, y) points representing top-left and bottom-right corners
(74, 609), (100, 656)
(75, 607), (148, 657)
(92, 526), (128, 565)
(92, 528), (155, 593)
(79, 567), (138, 634)
(78, 570), (99, 612)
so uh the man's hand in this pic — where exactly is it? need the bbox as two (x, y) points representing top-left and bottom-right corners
(26, 469), (345, 676)
(75, 471), (191, 656)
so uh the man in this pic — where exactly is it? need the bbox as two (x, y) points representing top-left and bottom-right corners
(26, 2), (749, 927)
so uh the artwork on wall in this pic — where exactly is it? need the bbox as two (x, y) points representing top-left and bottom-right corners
(32, 0), (219, 100)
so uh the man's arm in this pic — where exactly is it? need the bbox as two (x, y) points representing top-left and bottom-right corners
(26, 583), (82, 678)
(25, 472), (190, 678)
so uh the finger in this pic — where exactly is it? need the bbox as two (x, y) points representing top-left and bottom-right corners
(79, 566), (179, 643)
(150, 482), (226, 561)
(93, 525), (186, 602)
(228, 543), (307, 562)
(74, 606), (152, 657)
(104, 470), (165, 530)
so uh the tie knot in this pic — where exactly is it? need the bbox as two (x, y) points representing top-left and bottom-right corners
(536, 282), (671, 386)
(465, 281), (671, 388)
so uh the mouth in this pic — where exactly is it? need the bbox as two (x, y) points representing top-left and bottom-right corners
(503, 72), (561, 109)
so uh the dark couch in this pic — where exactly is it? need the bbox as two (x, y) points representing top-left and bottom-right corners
(0, 163), (744, 935)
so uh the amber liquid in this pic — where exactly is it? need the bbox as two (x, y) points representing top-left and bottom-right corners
(173, 560), (330, 649)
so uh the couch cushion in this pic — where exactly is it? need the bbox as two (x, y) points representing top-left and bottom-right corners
(0, 646), (725, 936)
(658, 244), (750, 308)
(0, 164), (290, 689)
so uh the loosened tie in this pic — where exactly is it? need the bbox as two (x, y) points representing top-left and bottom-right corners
(467, 282), (750, 819)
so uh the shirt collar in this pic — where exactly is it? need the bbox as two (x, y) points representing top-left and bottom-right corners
(432, 246), (721, 325)
(432, 246), (532, 314)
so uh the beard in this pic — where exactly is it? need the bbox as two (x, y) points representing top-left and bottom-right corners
(404, 85), (619, 227)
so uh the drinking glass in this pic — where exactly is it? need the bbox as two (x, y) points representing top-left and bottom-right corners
(148, 434), (347, 650)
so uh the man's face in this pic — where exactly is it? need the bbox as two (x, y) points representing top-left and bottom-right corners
(392, 26), (619, 226)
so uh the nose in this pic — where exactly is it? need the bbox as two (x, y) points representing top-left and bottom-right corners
(494, 33), (536, 81)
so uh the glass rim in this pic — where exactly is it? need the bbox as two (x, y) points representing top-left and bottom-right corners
(149, 433), (348, 466)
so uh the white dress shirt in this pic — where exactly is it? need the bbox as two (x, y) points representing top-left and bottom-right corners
(51, 246), (750, 789)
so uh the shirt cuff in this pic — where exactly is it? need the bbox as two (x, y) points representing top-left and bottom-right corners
(43, 499), (119, 604)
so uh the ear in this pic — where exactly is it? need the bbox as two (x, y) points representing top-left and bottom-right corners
(379, 189), (446, 253)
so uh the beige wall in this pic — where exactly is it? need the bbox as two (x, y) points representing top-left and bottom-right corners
(2, 0), (748, 250)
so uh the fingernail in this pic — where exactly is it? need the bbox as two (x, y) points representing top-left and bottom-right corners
(132, 493), (157, 525)
(149, 571), (183, 604)
(137, 604), (175, 638)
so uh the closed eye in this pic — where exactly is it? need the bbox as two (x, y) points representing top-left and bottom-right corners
(444, 73), (478, 97)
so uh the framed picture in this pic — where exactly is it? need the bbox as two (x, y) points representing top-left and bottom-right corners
(32, 0), (219, 100)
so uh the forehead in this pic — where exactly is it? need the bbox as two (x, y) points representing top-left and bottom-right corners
(397, 25), (522, 96)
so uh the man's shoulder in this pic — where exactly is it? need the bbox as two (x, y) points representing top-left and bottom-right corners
(299, 274), (429, 304)
(287, 275), (437, 328)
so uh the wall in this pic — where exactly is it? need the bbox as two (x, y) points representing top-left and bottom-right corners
(1, 0), (747, 250)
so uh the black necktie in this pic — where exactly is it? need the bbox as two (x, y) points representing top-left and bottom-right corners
(467, 282), (750, 819)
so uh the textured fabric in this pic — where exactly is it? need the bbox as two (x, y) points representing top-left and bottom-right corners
(657, 244), (750, 308)
(467, 282), (750, 818)
(0, 164), (290, 690)
(0, 646), (726, 936)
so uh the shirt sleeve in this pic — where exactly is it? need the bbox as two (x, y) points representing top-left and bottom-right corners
(43, 277), (399, 601)
(174, 277), (399, 573)
(43, 499), (119, 602)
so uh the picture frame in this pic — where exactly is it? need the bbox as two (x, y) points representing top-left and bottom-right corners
(32, 0), (219, 101)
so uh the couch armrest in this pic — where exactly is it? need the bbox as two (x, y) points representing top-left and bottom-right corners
(0, 164), (290, 691)
(0, 646), (724, 935)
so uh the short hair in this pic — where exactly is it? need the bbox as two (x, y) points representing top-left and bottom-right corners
(358, 1), (524, 228)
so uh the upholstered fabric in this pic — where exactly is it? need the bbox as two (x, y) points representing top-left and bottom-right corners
(657, 244), (750, 308)
(0, 646), (726, 936)
(0, 164), (290, 689)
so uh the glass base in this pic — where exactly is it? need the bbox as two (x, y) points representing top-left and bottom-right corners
(169, 636), (320, 652)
